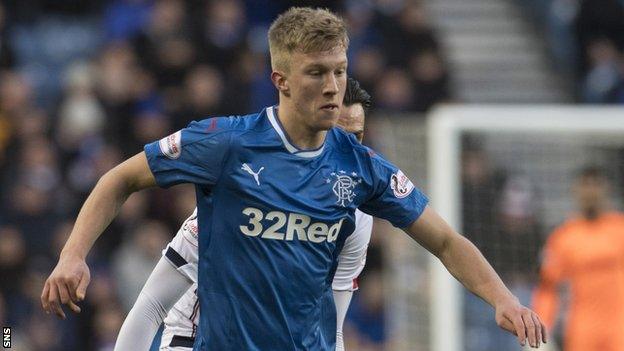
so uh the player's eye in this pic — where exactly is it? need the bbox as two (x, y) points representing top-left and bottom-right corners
(308, 70), (321, 76)
(335, 69), (346, 76)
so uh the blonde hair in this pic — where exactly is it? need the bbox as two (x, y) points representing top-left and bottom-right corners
(268, 7), (349, 72)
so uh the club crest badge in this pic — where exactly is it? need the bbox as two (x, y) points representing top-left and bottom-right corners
(327, 170), (362, 207)
(390, 170), (414, 198)
(159, 130), (182, 159)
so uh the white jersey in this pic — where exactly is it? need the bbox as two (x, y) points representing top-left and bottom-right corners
(160, 208), (373, 350)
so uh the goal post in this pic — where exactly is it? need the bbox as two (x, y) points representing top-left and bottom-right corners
(426, 105), (624, 351)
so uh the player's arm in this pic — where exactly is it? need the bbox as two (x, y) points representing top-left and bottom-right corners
(114, 258), (193, 351)
(332, 211), (373, 351)
(332, 290), (353, 351)
(41, 152), (156, 319)
(116, 209), (199, 350)
(404, 206), (547, 348)
(531, 230), (566, 331)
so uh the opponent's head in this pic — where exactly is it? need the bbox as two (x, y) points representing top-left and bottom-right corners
(269, 7), (349, 131)
(573, 166), (609, 219)
(337, 78), (371, 143)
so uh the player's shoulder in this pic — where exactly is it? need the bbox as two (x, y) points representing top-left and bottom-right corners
(602, 211), (624, 224)
(550, 215), (590, 241)
(192, 109), (266, 134)
(183, 108), (272, 147)
(328, 127), (382, 162)
(552, 217), (581, 234)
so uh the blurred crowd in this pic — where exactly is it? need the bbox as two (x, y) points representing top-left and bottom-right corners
(519, 0), (624, 103)
(0, 0), (449, 350)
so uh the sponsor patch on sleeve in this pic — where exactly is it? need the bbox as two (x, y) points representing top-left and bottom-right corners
(182, 214), (199, 246)
(158, 130), (182, 159)
(390, 170), (415, 198)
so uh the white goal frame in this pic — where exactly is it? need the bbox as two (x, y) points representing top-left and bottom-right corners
(426, 105), (624, 351)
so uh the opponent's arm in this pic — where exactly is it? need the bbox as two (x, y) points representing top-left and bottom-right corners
(405, 206), (547, 348)
(114, 258), (193, 351)
(333, 290), (353, 351)
(332, 210), (372, 351)
(531, 231), (566, 331)
(531, 276), (560, 332)
(42, 152), (157, 318)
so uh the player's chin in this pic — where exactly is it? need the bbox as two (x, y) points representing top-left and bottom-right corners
(314, 114), (338, 131)
(315, 109), (339, 130)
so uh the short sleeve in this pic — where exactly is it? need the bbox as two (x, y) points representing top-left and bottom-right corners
(359, 152), (429, 228)
(144, 118), (232, 188)
(162, 208), (199, 283)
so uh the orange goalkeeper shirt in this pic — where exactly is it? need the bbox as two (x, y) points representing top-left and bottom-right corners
(532, 212), (624, 351)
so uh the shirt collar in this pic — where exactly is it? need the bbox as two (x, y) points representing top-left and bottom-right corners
(266, 105), (325, 158)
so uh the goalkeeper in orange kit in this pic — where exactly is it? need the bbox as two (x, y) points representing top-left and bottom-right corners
(532, 167), (624, 351)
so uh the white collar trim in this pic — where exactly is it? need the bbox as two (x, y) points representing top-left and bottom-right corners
(266, 106), (325, 158)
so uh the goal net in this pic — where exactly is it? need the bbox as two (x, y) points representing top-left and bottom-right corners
(425, 105), (624, 351)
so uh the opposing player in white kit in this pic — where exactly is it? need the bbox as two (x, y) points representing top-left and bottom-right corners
(114, 78), (373, 351)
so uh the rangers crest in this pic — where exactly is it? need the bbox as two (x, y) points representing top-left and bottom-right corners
(390, 170), (414, 198)
(159, 130), (182, 159)
(328, 170), (362, 207)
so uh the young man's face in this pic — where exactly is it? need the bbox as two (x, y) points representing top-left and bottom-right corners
(337, 103), (365, 143)
(285, 46), (348, 131)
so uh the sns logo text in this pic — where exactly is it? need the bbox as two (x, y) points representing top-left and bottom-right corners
(240, 208), (344, 243)
(3, 327), (10, 348)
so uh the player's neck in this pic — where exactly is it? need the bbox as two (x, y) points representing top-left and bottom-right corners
(581, 203), (607, 220)
(276, 105), (328, 150)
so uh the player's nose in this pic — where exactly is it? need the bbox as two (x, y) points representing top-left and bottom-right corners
(322, 73), (339, 96)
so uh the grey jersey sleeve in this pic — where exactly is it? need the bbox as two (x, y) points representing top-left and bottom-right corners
(114, 258), (193, 351)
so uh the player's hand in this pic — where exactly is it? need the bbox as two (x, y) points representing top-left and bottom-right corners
(41, 253), (90, 319)
(494, 296), (547, 348)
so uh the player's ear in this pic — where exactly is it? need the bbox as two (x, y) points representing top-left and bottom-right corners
(271, 71), (290, 97)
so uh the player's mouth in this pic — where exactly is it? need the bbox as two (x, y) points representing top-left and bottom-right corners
(320, 103), (339, 111)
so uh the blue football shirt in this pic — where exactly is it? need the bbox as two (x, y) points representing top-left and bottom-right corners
(144, 106), (428, 350)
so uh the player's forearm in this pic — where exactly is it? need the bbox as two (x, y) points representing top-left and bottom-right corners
(438, 235), (515, 307)
(62, 170), (138, 259)
(115, 258), (192, 351)
(333, 290), (353, 351)
(115, 290), (165, 351)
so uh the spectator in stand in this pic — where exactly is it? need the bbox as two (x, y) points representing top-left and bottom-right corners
(409, 49), (451, 112)
(575, 0), (624, 74)
(193, 0), (248, 71)
(0, 226), (27, 298)
(374, 68), (415, 112)
(133, 0), (196, 89)
(581, 38), (624, 103)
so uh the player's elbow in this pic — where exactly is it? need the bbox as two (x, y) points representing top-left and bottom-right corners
(434, 233), (456, 260)
(437, 234), (475, 263)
